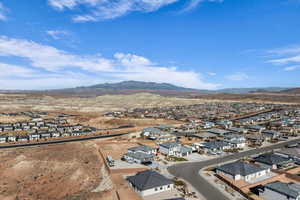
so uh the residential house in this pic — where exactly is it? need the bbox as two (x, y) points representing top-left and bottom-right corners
(142, 127), (162, 138)
(122, 152), (154, 164)
(17, 135), (28, 142)
(224, 134), (246, 148)
(155, 125), (175, 131)
(0, 135), (7, 143)
(127, 170), (174, 196)
(29, 133), (40, 140)
(200, 141), (232, 154)
(22, 125), (30, 130)
(128, 145), (157, 155)
(62, 132), (71, 137)
(216, 161), (270, 182)
(245, 134), (265, 145)
(276, 147), (300, 164)
(248, 125), (266, 133)
(159, 142), (192, 157)
(193, 132), (217, 140)
(216, 120), (233, 129)
(51, 132), (61, 137)
(7, 134), (17, 142)
(71, 130), (83, 136)
(207, 128), (231, 137)
(262, 130), (281, 140)
(40, 132), (51, 139)
(3, 126), (14, 132)
(227, 127), (248, 134)
(202, 122), (215, 129)
(259, 181), (300, 200)
(253, 153), (292, 169)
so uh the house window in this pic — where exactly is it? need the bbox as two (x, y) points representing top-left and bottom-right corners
(155, 188), (158, 191)
(167, 185), (170, 188)
(160, 187), (163, 190)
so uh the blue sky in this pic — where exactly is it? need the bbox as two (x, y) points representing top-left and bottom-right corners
(0, 0), (300, 90)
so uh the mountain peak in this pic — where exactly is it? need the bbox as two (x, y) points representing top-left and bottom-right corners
(83, 81), (195, 91)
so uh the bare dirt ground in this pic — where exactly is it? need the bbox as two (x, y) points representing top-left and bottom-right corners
(0, 115), (31, 123)
(0, 93), (260, 114)
(0, 92), (299, 116)
(69, 113), (182, 129)
(0, 141), (113, 200)
(1, 91), (298, 200)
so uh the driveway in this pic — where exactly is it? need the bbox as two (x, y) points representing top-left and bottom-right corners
(168, 138), (300, 200)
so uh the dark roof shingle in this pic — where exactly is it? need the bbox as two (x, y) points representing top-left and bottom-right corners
(127, 170), (173, 191)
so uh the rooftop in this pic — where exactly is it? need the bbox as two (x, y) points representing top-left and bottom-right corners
(264, 181), (300, 199)
(254, 153), (291, 165)
(127, 170), (173, 191)
(216, 161), (266, 176)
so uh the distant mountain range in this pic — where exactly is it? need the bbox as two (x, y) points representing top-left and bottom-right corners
(78, 81), (196, 91)
(0, 81), (295, 97)
(278, 88), (300, 94)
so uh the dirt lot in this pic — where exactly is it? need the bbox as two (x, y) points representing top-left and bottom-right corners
(69, 114), (181, 129)
(0, 141), (112, 200)
(0, 115), (31, 123)
(97, 141), (140, 160)
(0, 93), (245, 114)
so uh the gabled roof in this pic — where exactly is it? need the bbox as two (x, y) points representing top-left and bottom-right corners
(254, 153), (291, 165)
(143, 127), (161, 133)
(179, 146), (193, 153)
(124, 152), (154, 160)
(262, 130), (281, 136)
(216, 161), (265, 176)
(277, 148), (300, 158)
(202, 141), (230, 149)
(207, 128), (231, 135)
(128, 145), (155, 153)
(127, 170), (173, 191)
(264, 181), (300, 199)
(159, 142), (180, 149)
(248, 125), (265, 130)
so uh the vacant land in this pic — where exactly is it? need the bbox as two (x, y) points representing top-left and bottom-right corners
(0, 115), (31, 123)
(0, 92), (299, 115)
(0, 141), (112, 200)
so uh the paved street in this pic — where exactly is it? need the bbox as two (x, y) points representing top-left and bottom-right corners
(168, 138), (300, 200)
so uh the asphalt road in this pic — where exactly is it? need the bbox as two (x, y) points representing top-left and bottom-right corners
(168, 138), (300, 200)
(0, 132), (129, 149)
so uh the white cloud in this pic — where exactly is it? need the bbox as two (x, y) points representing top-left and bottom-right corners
(267, 46), (300, 70)
(48, 0), (223, 22)
(0, 35), (114, 72)
(46, 30), (70, 40)
(181, 0), (223, 13)
(226, 72), (249, 81)
(284, 66), (300, 71)
(113, 53), (219, 89)
(0, 2), (8, 21)
(0, 35), (219, 90)
(0, 63), (36, 77)
(269, 55), (300, 65)
(207, 72), (216, 76)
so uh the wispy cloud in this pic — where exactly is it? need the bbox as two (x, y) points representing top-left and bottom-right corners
(181, 0), (223, 13)
(0, 63), (36, 78)
(284, 65), (300, 71)
(226, 72), (249, 81)
(207, 72), (216, 76)
(48, 0), (224, 22)
(46, 30), (70, 40)
(0, 2), (8, 21)
(0, 35), (219, 90)
(267, 45), (300, 70)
